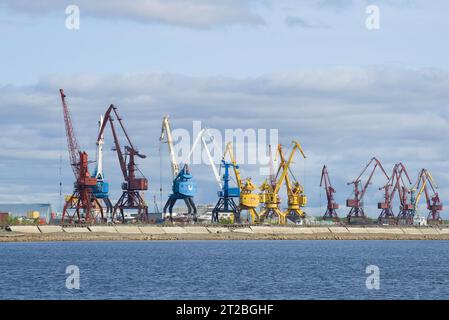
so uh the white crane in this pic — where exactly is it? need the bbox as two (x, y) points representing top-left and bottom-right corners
(94, 115), (104, 180)
(160, 115), (179, 180)
(187, 127), (222, 189)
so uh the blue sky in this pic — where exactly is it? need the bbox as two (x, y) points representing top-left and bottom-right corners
(1, 0), (449, 218)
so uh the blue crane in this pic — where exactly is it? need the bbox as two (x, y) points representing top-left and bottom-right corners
(160, 115), (198, 222)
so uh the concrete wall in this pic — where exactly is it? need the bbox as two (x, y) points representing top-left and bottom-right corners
(6, 224), (449, 238)
(88, 226), (118, 233)
(38, 225), (63, 233)
(139, 226), (165, 235)
(63, 227), (91, 233)
(9, 225), (41, 233)
(114, 226), (142, 234)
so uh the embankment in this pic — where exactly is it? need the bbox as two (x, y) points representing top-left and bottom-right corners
(1, 225), (449, 242)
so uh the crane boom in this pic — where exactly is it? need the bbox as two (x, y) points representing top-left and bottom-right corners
(187, 128), (222, 188)
(59, 89), (80, 179)
(94, 115), (105, 179)
(98, 105), (127, 179)
(320, 165), (339, 221)
(348, 157), (389, 203)
(223, 142), (242, 188)
(160, 115), (179, 179)
(346, 157), (389, 223)
(275, 140), (305, 194)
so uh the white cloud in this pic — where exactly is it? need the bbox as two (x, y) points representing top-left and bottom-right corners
(1, 66), (449, 218)
(0, 0), (265, 28)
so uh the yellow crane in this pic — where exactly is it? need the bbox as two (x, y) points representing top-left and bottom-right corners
(221, 142), (260, 223)
(281, 141), (307, 221)
(411, 168), (443, 223)
(259, 141), (306, 224)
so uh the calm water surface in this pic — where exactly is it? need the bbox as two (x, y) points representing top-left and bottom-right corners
(0, 240), (448, 300)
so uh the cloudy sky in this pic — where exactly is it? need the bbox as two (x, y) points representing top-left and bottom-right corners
(1, 0), (448, 218)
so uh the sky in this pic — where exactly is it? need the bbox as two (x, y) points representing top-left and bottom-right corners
(0, 0), (449, 218)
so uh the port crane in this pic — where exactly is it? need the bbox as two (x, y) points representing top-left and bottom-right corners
(392, 163), (414, 224)
(281, 141), (307, 222)
(91, 115), (113, 214)
(258, 144), (284, 224)
(59, 89), (103, 224)
(222, 143), (260, 224)
(378, 163), (412, 224)
(160, 115), (197, 222)
(210, 142), (241, 223)
(411, 168), (443, 224)
(97, 104), (149, 223)
(320, 165), (339, 221)
(259, 141), (304, 225)
(346, 157), (389, 224)
(206, 142), (260, 224)
(187, 127), (252, 223)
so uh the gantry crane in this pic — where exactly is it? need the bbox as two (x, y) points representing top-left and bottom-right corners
(346, 157), (389, 224)
(281, 141), (307, 222)
(258, 144), (284, 224)
(59, 89), (103, 224)
(97, 104), (149, 223)
(91, 115), (113, 214)
(160, 115), (197, 222)
(320, 165), (339, 221)
(378, 163), (412, 224)
(392, 163), (413, 224)
(208, 142), (260, 224)
(411, 168), (443, 224)
(210, 142), (241, 223)
(259, 141), (304, 225)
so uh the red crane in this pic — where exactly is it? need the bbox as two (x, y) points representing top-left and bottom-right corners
(393, 163), (413, 224)
(97, 104), (148, 223)
(319, 165), (339, 221)
(60, 89), (103, 224)
(378, 163), (412, 224)
(346, 157), (389, 224)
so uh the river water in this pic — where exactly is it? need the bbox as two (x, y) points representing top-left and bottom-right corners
(0, 240), (448, 300)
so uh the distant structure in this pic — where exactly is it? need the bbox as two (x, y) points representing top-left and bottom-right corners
(0, 203), (53, 223)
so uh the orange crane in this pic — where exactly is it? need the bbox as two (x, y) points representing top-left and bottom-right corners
(59, 89), (103, 224)
(346, 157), (389, 224)
(320, 165), (339, 221)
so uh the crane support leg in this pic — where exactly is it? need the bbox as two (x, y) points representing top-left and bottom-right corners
(397, 210), (414, 225)
(346, 208), (367, 225)
(113, 191), (148, 223)
(212, 197), (238, 224)
(187, 197), (197, 221)
(378, 208), (397, 225)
